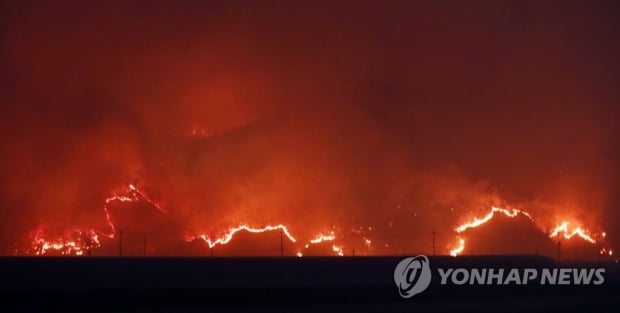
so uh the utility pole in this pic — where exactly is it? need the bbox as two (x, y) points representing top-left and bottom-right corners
(280, 228), (284, 257)
(210, 231), (215, 257)
(119, 229), (123, 257)
(84, 233), (92, 256)
(556, 236), (561, 262)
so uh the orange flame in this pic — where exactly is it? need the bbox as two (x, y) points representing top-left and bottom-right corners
(188, 224), (296, 248)
(455, 207), (532, 233)
(128, 184), (166, 214)
(303, 231), (344, 256)
(449, 237), (465, 257)
(549, 222), (596, 243)
(103, 183), (166, 237)
(450, 206), (604, 256)
(23, 183), (166, 255)
(25, 182), (612, 258)
(28, 228), (100, 256)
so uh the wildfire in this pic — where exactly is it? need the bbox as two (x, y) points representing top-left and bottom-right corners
(549, 222), (596, 244)
(302, 231), (344, 256)
(28, 228), (100, 256)
(305, 232), (336, 248)
(188, 224), (297, 248)
(450, 237), (465, 257)
(187, 227), (348, 256)
(103, 183), (165, 236)
(103, 195), (135, 236)
(22, 183), (166, 256)
(450, 206), (606, 257)
(22, 181), (612, 258)
(128, 184), (166, 214)
(455, 207), (532, 233)
(332, 245), (344, 256)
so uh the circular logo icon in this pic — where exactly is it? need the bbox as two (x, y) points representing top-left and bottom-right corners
(394, 255), (432, 298)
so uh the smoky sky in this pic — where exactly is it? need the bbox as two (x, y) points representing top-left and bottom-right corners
(0, 1), (619, 257)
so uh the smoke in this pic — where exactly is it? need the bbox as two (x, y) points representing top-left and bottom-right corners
(0, 1), (618, 258)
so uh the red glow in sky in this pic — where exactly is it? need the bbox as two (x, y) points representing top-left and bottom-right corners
(0, 1), (619, 260)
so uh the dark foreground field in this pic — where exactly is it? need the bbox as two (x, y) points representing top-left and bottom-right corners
(1, 256), (619, 312)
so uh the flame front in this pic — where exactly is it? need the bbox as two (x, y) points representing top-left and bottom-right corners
(454, 207), (532, 233)
(103, 183), (165, 237)
(450, 206), (607, 257)
(27, 228), (100, 256)
(450, 238), (465, 257)
(302, 231), (344, 256)
(22, 187), (612, 258)
(187, 224), (296, 248)
(549, 222), (596, 243)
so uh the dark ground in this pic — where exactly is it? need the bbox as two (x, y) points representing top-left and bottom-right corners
(0, 256), (618, 312)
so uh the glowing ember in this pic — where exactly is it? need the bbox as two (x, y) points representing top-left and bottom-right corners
(305, 232), (336, 248)
(450, 206), (533, 256)
(303, 231), (344, 256)
(332, 244), (344, 256)
(28, 228), (100, 256)
(190, 124), (210, 137)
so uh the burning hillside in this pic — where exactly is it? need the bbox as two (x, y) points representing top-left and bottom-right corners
(0, 1), (618, 261)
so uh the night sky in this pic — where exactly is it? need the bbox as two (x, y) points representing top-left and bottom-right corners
(0, 1), (619, 258)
